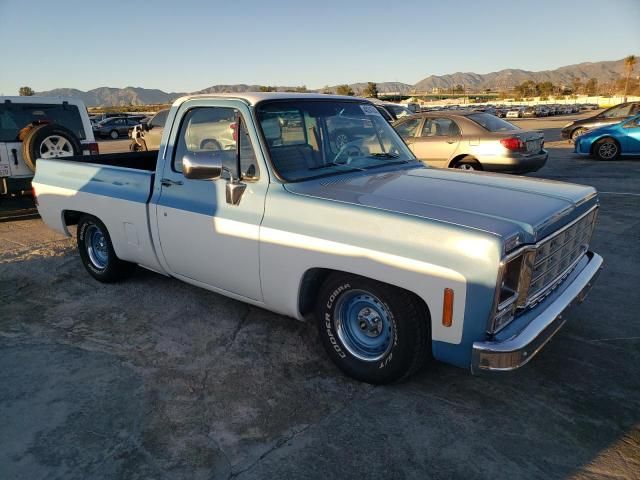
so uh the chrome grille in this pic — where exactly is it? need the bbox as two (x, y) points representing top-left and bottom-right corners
(526, 209), (597, 305)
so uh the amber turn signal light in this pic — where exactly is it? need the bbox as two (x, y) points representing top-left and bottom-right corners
(442, 288), (454, 327)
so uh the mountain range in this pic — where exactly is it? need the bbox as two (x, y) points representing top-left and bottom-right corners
(35, 57), (636, 106)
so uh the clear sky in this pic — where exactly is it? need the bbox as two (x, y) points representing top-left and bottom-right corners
(0, 0), (638, 94)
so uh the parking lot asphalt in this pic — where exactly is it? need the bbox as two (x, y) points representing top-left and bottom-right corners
(1, 122), (639, 479)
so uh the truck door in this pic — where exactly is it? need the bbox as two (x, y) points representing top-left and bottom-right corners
(155, 102), (266, 301)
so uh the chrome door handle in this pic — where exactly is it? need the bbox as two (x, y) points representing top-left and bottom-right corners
(161, 178), (183, 187)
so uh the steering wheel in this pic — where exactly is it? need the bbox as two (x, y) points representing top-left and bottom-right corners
(332, 144), (362, 165)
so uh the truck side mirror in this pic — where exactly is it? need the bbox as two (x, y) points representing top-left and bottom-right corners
(182, 152), (222, 180)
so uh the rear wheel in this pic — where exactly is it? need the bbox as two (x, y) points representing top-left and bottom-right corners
(110, 130), (119, 140)
(452, 156), (482, 171)
(593, 138), (619, 160)
(316, 273), (430, 384)
(77, 215), (135, 282)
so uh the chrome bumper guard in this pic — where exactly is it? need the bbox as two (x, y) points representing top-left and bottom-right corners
(471, 251), (603, 373)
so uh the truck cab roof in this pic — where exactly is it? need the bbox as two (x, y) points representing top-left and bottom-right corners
(173, 92), (368, 107)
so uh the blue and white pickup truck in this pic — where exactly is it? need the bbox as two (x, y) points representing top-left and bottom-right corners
(33, 93), (603, 384)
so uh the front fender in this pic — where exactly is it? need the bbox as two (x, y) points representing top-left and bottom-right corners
(260, 186), (502, 347)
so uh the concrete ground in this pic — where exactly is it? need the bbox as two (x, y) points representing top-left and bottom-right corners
(1, 118), (639, 479)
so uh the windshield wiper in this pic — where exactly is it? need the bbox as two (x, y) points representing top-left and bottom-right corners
(361, 159), (411, 170)
(309, 162), (365, 171)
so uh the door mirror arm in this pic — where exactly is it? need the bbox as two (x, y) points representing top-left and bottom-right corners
(224, 115), (246, 206)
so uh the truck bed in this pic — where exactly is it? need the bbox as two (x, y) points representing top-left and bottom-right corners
(33, 151), (164, 272)
(56, 151), (159, 171)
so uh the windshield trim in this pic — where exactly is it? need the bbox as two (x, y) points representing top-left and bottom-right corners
(253, 98), (418, 183)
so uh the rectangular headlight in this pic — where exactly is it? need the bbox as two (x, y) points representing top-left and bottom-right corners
(489, 252), (529, 334)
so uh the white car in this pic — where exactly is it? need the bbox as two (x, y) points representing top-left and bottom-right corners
(506, 109), (522, 119)
(0, 96), (97, 195)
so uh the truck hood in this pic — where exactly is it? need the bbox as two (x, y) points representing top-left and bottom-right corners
(284, 165), (598, 246)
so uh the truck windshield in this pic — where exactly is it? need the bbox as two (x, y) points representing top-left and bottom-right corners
(256, 100), (417, 182)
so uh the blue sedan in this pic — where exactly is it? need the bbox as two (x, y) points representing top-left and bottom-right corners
(575, 114), (640, 160)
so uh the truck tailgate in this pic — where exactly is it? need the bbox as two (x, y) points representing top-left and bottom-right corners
(33, 158), (163, 272)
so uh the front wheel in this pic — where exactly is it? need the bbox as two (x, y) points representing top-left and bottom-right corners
(593, 138), (619, 160)
(110, 130), (119, 140)
(316, 273), (430, 384)
(571, 128), (587, 142)
(77, 215), (135, 282)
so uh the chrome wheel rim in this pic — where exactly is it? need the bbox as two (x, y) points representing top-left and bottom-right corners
(39, 135), (73, 158)
(572, 129), (585, 141)
(598, 142), (617, 159)
(85, 224), (108, 269)
(110, 130), (119, 139)
(334, 289), (393, 362)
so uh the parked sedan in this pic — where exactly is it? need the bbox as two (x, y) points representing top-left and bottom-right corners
(393, 112), (547, 173)
(372, 103), (413, 122)
(506, 108), (522, 119)
(561, 102), (640, 141)
(93, 117), (144, 139)
(574, 114), (640, 160)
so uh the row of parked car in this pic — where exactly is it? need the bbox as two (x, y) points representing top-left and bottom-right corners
(420, 103), (598, 118)
(89, 112), (156, 139)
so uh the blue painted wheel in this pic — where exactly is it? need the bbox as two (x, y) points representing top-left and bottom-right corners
(85, 224), (109, 269)
(334, 289), (394, 362)
(78, 216), (135, 282)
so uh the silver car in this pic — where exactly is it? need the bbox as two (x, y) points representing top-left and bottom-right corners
(393, 112), (548, 173)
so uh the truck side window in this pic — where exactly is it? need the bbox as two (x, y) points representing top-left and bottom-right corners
(173, 107), (259, 180)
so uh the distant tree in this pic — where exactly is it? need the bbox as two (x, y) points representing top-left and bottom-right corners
(295, 85), (308, 93)
(363, 82), (379, 98)
(585, 78), (598, 96)
(514, 80), (538, 98)
(336, 84), (354, 96)
(321, 85), (332, 94)
(537, 81), (554, 97)
(259, 85), (276, 92)
(19, 86), (34, 96)
(452, 84), (464, 94)
(623, 55), (637, 102)
(571, 77), (584, 95)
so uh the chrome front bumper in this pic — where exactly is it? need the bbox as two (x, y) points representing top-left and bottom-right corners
(471, 251), (603, 373)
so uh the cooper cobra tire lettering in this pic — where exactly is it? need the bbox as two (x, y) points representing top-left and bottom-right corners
(325, 312), (346, 358)
(327, 283), (350, 309)
(316, 273), (431, 384)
